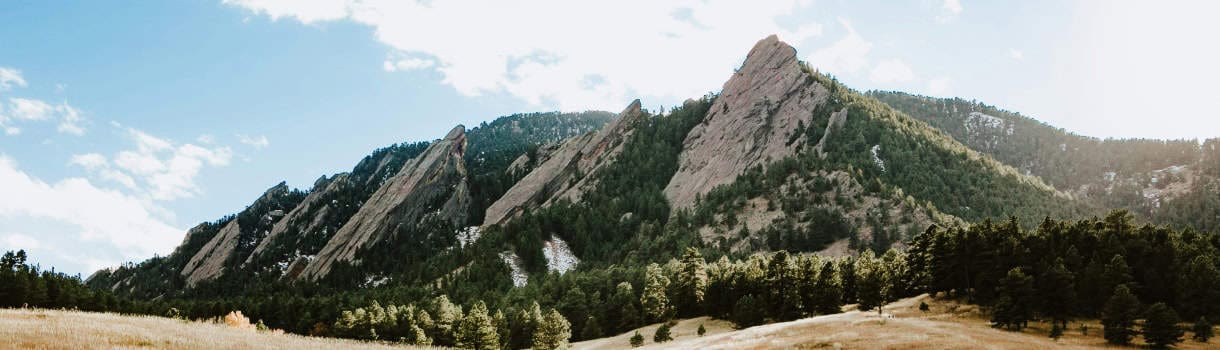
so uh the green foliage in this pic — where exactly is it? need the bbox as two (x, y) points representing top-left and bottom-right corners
(674, 248), (708, 317)
(532, 309), (571, 350)
(641, 263), (671, 322)
(653, 321), (675, 343)
(1, 250), (129, 313)
(697, 323), (706, 336)
(991, 268), (1034, 331)
(629, 331), (644, 347)
(1194, 317), (1213, 342)
(456, 301), (499, 350)
(1143, 302), (1183, 349)
(1102, 285), (1141, 345)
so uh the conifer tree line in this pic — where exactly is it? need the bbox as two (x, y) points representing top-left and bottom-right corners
(0, 250), (152, 313)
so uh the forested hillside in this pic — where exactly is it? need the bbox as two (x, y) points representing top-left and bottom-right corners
(872, 91), (1220, 233)
(2, 35), (1210, 349)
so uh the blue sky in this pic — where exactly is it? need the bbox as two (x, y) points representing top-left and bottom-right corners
(2, 0), (1218, 276)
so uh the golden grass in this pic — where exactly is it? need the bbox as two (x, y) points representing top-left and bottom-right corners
(576, 294), (1218, 350)
(0, 308), (427, 350)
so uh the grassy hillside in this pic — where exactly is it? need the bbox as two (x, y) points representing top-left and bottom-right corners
(0, 308), (423, 350)
(576, 294), (1217, 350)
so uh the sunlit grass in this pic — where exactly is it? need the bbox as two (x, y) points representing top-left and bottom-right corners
(0, 308), (429, 349)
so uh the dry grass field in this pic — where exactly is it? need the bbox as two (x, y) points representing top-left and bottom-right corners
(0, 308), (423, 350)
(575, 294), (1218, 350)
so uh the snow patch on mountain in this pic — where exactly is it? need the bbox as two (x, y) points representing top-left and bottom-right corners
(499, 251), (528, 287)
(457, 226), (481, 248)
(543, 235), (579, 274)
(871, 145), (886, 172)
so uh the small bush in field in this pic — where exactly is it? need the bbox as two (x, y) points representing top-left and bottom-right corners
(224, 311), (256, 332)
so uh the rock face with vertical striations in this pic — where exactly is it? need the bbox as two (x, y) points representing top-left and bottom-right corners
(297, 126), (472, 281)
(663, 35), (831, 209)
(180, 220), (241, 287)
(482, 100), (645, 226)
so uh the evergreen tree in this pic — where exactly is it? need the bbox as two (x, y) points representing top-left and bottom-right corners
(432, 295), (464, 346)
(455, 301), (498, 350)
(1194, 316), (1213, 342)
(1102, 284), (1141, 345)
(580, 316), (603, 340)
(533, 309), (571, 350)
(641, 263), (671, 322)
(991, 268), (1034, 331)
(810, 261), (843, 315)
(612, 282), (642, 330)
(653, 321), (674, 343)
(731, 294), (764, 328)
(854, 250), (886, 313)
(1143, 302), (1183, 349)
(1100, 255), (1134, 301)
(1178, 256), (1220, 320)
(675, 248), (708, 316)
(629, 331), (644, 347)
(697, 323), (706, 336)
(1038, 258), (1076, 329)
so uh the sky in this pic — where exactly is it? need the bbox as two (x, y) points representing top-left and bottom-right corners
(1, 0), (1218, 276)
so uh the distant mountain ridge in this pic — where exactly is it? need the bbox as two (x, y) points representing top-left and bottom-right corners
(88, 35), (1219, 307)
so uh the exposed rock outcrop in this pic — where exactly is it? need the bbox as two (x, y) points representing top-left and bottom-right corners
(664, 35), (830, 209)
(297, 126), (471, 280)
(245, 174), (349, 265)
(180, 220), (241, 287)
(483, 100), (644, 226)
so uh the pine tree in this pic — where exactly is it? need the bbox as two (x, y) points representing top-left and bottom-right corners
(1178, 256), (1220, 320)
(811, 261), (843, 315)
(675, 248), (708, 316)
(731, 294), (764, 328)
(697, 323), (706, 336)
(532, 309), (571, 350)
(854, 250), (886, 313)
(1143, 302), (1183, 349)
(991, 268), (1034, 331)
(612, 282), (642, 330)
(1102, 284), (1141, 345)
(629, 331), (644, 347)
(641, 263), (671, 322)
(580, 316), (603, 340)
(455, 301), (498, 350)
(653, 321), (674, 343)
(1194, 316), (1213, 342)
(1038, 258), (1076, 329)
(432, 295), (464, 346)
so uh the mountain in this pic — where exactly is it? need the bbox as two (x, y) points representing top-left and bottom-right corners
(871, 91), (1220, 233)
(79, 35), (1219, 345)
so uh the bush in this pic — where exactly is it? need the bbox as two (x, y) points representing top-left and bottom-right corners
(697, 323), (706, 337)
(1195, 317), (1213, 342)
(224, 311), (255, 332)
(629, 331), (644, 347)
(653, 321), (675, 343)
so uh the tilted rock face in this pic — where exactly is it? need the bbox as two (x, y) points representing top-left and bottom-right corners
(245, 173), (349, 265)
(180, 220), (241, 287)
(664, 35), (830, 209)
(297, 126), (471, 280)
(483, 100), (644, 226)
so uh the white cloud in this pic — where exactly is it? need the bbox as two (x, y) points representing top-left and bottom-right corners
(937, 0), (963, 23)
(226, 0), (818, 111)
(2, 233), (41, 250)
(237, 134), (270, 148)
(1, 98), (87, 136)
(8, 98), (55, 121)
(1008, 48), (1024, 60)
(0, 67), (27, 91)
(78, 128), (232, 201)
(383, 57), (436, 72)
(0, 155), (183, 266)
(806, 19), (873, 75)
(869, 59), (916, 84)
(925, 77), (953, 96)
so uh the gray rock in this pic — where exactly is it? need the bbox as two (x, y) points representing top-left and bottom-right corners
(297, 125), (471, 281)
(664, 35), (830, 209)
